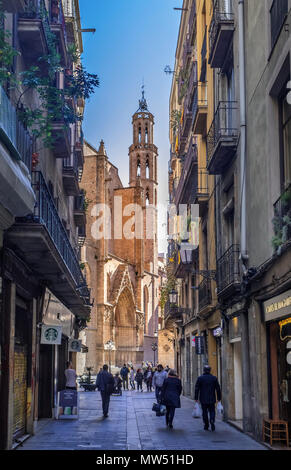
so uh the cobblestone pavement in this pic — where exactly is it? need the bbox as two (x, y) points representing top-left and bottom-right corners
(18, 388), (267, 451)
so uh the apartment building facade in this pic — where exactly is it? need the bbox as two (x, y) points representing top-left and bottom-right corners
(0, 0), (91, 449)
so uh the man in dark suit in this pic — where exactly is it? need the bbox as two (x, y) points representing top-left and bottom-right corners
(195, 365), (222, 431)
(96, 364), (114, 418)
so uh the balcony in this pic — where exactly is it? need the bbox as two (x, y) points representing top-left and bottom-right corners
(188, 0), (197, 45)
(217, 244), (241, 298)
(207, 101), (238, 174)
(0, 86), (32, 172)
(63, 152), (79, 196)
(273, 184), (291, 247)
(75, 125), (84, 167)
(78, 225), (86, 247)
(2, 0), (26, 12)
(174, 139), (198, 206)
(200, 26), (207, 82)
(50, 0), (68, 66)
(195, 169), (209, 217)
(182, 36), (192, 70)
(74, 191), (86, 227)
(51, 121), (71, 158)
(164, 300), (190, 323)
(7, 171), (91, 317)
(18, 0), (50, 71)
(0, 86), (35, 217)
(209, 0), (234, 69)
(270, 0), (288, 51)
(192, 84), (208, 136)
(199, 278), (212, 311)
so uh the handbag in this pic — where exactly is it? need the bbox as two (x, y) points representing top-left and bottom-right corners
(152, 403), (160, 412)
(192, 402), (202, 419)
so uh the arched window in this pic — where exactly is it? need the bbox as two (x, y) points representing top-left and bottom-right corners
(146, 157), (150, 179)
(137, 158), (141, 177)
(145, 126), (148, 143)
(146, 188), (150, 206)
(143, 286), (149, 334)
(138, 125), (142, 143)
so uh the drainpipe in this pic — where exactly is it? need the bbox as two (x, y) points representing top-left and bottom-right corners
(238, 0), (252, 434)
(238, 0), (248, 274)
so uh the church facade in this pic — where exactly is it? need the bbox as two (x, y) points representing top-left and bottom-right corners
(77, 94), (159, 373)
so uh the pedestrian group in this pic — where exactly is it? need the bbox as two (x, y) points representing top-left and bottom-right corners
(90, 362), (222, 431)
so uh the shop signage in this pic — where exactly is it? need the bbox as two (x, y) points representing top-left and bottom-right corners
(56, 390), (79, 420)
(213, 327), (223, 337)
(195, 336), (205, 355)
(41, 325), (62, 345)
(263, 290), (291, 322)
(68, 339), (82, 352)
(191, 335), (196, 347)
(279, 317), (291, 341)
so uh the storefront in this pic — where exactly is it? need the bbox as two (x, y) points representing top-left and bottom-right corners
(38, 289), (77, 420)
(264, 290), (291, 432)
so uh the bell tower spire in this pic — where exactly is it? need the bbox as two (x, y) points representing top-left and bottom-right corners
(129, 90), (158, 199)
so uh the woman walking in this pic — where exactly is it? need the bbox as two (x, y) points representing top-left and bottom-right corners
(161, 369), (182, 429)
(129, 367), (135, 390)
(64, 361), (77, 390)
(135, 368), (143, 392)
(144, 366), (153, 392)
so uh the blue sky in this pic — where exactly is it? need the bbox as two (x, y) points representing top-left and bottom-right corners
(78, 0), (182, 252)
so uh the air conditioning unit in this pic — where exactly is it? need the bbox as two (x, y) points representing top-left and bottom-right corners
(2, 0), (26, 13)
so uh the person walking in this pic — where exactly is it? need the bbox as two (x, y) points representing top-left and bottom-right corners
(135, 369), (143, 392)
(160, 369), (182, 429)
(120, 364), (130, 390)
(194, 365), (222, 432)
(144, 366), (153, 392)
(129, 367), (135, 390)
(64, 361), (77, 390)
(96, 364), (114, 418)
(152, 364), (168, 403)
(113, 373), (122, 395)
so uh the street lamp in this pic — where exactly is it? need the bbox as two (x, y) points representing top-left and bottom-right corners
(151, 342), (158, 367)
(180, 242), (194, 264)
(169, 289), (178, 304)
(105, 340), (115, 373)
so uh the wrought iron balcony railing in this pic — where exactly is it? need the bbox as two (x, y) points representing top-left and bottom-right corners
(199, 278), (212, 310)
(31, 171), (90, 302)
(188, 0), (197, 43)
(273, 183), (291, 245)
(270, 0), (288, 50)
(206, 101), (238, 173)
(0, 86), (32, 172)
(209, 0), (234, 68)
(217, 244), (240, 295)
(20, 0), (50, 36)
(192, 83), (208, 134)
(174, 139), (198, 206)
(200, 26), (207, 82)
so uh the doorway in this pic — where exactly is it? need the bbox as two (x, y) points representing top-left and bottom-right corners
(233, 340), (243, 421)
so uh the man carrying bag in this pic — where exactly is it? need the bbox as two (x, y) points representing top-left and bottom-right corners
(194, 365), (222, 431)
(96, 364), (114, 418)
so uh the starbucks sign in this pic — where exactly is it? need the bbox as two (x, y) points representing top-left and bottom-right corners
(41, 325), (62, 345)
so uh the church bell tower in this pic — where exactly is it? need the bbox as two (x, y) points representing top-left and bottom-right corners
(129, 89), (158, 273)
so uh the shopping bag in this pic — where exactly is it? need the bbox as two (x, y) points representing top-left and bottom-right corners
(217, 402), (223, 417)
(152, 403), (160, 412)
(192, 402), (202, 419)
(159, 405), (166, 416)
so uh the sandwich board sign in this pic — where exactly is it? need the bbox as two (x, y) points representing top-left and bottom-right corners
(56, 389), (79, 420)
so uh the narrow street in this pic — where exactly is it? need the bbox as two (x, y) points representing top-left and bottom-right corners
(17, 390), (266, 451)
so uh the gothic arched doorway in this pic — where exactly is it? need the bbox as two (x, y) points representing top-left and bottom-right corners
(115, 287), (137, 367)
